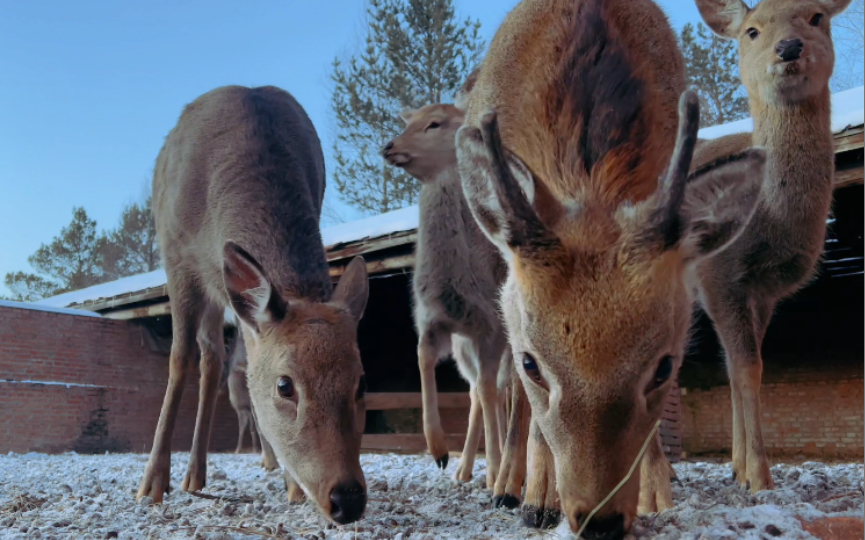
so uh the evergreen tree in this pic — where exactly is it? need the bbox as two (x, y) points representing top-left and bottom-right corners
(100, 195), (160, 280)
(679, 22), (750, 128)
(330, 0), (483, 214)
(4, 207), (105, 301)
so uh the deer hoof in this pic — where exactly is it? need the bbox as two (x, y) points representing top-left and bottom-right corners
(493, 494), (520, 509)
(434, 454), (449, 470)
(521, 504), (561, 529)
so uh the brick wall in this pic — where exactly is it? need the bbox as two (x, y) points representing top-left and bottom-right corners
(0, 304), (242, 454)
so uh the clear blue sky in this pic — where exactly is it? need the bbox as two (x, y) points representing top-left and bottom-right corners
(0, 0), (721, 296)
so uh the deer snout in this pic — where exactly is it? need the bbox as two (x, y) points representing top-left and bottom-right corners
(329, 479), (367, 524)
(382, 140), (394, 156)
(775, 38), (804, 62)
(572, 511), (626, 540)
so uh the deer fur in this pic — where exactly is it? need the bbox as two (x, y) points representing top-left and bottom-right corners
(382, 101), (512, 489)
(138, 85), (370, 526)
(456, 0), (768, 536)
(692, 0), (854, 493)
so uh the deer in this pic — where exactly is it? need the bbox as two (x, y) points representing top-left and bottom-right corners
(691, 0), (854, 493)
(225, 326), (262, 455)
(455, 0), (768, 537)
(137, 85), (370, 526)
(381, 98), (513, 489)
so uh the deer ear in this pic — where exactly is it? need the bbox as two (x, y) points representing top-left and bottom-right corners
(331, 256), (369, 322)
(456, 111), (562, 260)
(695, 0), (749, 38)
(819, 0), (854, 16)
(399, 108), (415, 125)
(223, 241), (287, 331)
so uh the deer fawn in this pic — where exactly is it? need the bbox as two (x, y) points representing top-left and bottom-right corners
(456, 0), (767, 536)
(692, 0), (854, 493)
(382, 101), (512, 489)
(138, 85), (370, 525)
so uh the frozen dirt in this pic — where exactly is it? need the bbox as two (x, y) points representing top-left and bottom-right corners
(0, 452), (861, 540)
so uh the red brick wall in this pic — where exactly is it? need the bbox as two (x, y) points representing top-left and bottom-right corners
(681, 375), (864, 459)
(0, 304), (242, 454)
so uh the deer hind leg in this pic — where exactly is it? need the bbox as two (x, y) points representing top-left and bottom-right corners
(418, 325), (451, 470)
(638, 431), (674, 514)
(705, 287), (775, 492)
(521, 419), (560, 529)
(494, 367), (529, 510)
(455, 384), (483, 482)
(181, 302), (226, 493)
(235, 409), (249, 454)
(137, 276), (204, 503)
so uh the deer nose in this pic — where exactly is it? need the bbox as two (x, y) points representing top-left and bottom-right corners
(775, 38), (804, 62)
(329, 480), (367, 524)
(574, 512), (626, 540)
(382, 141), (394, 155)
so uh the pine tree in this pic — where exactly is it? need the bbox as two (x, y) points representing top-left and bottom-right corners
(679, 22), (750, 128)
(4, 207), (105, 301)
(330, 0), (483, 215)
(100, 195), (160, 280)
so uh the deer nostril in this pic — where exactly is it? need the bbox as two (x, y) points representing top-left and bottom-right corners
(775, 38), (804, 62)
(382, 141), (394, 154)
(329, 480), (367, 525)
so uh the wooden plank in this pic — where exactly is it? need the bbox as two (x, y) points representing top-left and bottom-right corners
(326, 231), (418, 263)
(71, 285), (168, 312)
(361, 433), (482, 453)
(102, 302), (171, 320)
(834, 127), (864, 154)
(835, 165), (864, 188)
(365, 392), (470, 411)
(329, 254), (415, 278)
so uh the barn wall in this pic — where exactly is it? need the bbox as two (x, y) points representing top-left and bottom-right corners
(0, 304), (241, 454)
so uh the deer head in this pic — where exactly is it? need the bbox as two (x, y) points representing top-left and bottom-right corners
(224, 247), (369, 525)
(457, 90), (766, 533)
(696, 0), (853, 104)
(382, 104), (465, 182)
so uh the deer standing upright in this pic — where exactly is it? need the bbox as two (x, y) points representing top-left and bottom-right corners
(138, 85), (370, 525)
(692, 0), (854, 492)
(382, 101), (512, 489)
(456, 0), (768, 537)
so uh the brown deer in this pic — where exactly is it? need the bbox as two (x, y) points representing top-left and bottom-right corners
(456, 0), (767, 537)
(138, 85), (370, 526)
(692, 0), (854, 493)
(381, 101), (511, 489)
(225, 327), (261, 454)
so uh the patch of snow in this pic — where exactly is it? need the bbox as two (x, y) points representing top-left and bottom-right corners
(0, 454), (860, 540)
(321, 204), (419, 248)
(0, 379), (106, 389)
(33, 270), (167, 309)
(0, 299), (101, 318)
(699, 85), (864, 140)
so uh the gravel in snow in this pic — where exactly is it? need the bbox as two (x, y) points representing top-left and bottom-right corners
(0, 452), (861, 540)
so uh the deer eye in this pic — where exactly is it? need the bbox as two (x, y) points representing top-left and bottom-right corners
(747, 27), (760, 40)
(356, 375), (367, 400)
(522, 353), (544, 385)
(277, 376), (296, 399)
(426, 121), (441, 130)
(647, 356), (674, 393)
(809, 13), (824, 26)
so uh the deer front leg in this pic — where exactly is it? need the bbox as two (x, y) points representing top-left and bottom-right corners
(638, 431), (674, 514)
(235, 410), (249, 454)
(181, 304), (225, 493)
(284, 470), (306, 504)
(494, 370), (529, 509)
(455, 385), (483, 482)
(137, 284), (202, 503)
(249, 411), (261, 455)
(418, 329), (450, 470)
(477, 360), (503, 490)
(520, 419), (560, 529)
(259, 431), (279, 471)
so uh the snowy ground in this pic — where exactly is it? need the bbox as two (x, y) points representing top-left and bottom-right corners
(0, 452), (861, 540)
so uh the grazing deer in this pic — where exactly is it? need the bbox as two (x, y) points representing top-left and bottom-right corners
(138, 85), (370, 526)
(382, 101), (511, 489)
(456, 0), (767, 536)
(692, 0), (854, 493)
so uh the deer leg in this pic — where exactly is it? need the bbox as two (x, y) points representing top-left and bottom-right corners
(494, 368), (529, 509)
(284, 470), (306, 504)
(476, 339), (504, 490)
(638, 431), (674, 514)
(418, 327), (451, 470)
(249, 408), (261, 455)
(137, 279), (203, 503)
(455, 384), (483, 482)
(704, 287), (775, 492)
(235, 410), (248, 454)
(521, 419), (560, 529)
(181, 303), (225, 493)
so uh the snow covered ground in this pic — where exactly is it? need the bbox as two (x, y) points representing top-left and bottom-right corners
(0, 452), (861, 540)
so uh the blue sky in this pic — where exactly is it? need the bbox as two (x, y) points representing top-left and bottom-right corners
(0, 0), (775, 295)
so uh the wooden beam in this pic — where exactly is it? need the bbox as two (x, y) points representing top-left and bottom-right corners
(329, 254), (415, 279)
(361, 433), (482, 453)
(835, 165), (864, 189)
(102, 302), (171, 320)
(835, 127), (864, 154)
(326, 231), (418, 263)
(71, 285), (168, 313)
(365, 392), (470, 411)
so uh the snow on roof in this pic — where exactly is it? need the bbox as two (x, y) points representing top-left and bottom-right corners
(0, 299), (102, 317)
(33, 86), (864, 310)
(699, 85), (864, 139)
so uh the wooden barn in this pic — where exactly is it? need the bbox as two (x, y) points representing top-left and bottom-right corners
(16, 86), (864, 462)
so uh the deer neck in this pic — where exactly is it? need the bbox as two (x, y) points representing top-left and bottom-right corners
(750, 88), (835, 220)
(416, 167), (481, 263)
